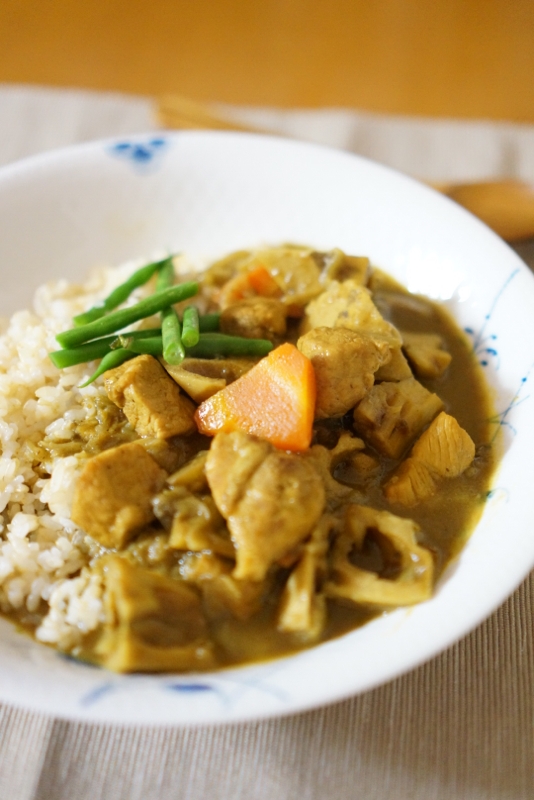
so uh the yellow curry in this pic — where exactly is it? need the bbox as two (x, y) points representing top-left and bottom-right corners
(39, 245), (496, 672)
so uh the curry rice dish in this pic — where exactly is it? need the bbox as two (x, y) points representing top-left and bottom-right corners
(0, 245), (496, 672)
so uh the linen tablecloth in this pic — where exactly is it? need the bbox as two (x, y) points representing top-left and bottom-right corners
(1, 85), (534, 800)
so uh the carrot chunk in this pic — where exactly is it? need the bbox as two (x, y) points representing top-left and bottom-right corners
(194, 343), (316, 451)
(219, 264), (282, 308)
(246, 264), (282, 298)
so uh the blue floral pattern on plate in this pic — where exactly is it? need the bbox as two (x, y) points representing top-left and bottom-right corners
(107, 137), (170, 173)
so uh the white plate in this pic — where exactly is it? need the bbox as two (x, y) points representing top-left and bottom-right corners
(0, 131), (533, 725)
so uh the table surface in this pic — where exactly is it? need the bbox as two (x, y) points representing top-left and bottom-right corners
(2, 0), (534, 121)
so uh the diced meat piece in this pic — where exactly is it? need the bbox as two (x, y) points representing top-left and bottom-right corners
(93, 556), (214, 672)
(220, 297), (287, 342)
(411, 411), (475, 473)
(104, 354), (196, 439)
(297, 327), (391, 418)
(384, 412), (475, 505)
(401, 332), (452, 379)
(384, 458), (437, 506)
(206, 431), (325, 581)
(152, 485), (234, 557)
(206, 432), (270, 516)
(322, 252), (370, 285)
(180, 552), (266, 621)
(163, 357), (257, 403)
(300, 280), (401, 349)
(324, 505), (434, 607)
(353, 377), (444, 459)
(277, 514), (335, 641)
(374, 346), (413, 381)
(72, 442), (167, 548)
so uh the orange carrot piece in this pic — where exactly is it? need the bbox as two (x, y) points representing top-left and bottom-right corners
(247, 264), (282, 298)
(194, 343), (316, 451)
(218, 264), (281, 308)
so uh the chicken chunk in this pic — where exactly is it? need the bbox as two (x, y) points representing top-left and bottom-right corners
(402, 332), (452, 379)
(206, 431), (325, 581)
(324, 505), (434, 607)
(384, 411), (475, 505)
(93, 556), (214, 672)
(353, 377), (444, 459)
(104, 354), (196, 439)
(297, 326), (391, 418)
(300, 279), (401, 346)
(220, 297), (287, 342)
(71, 442), (167, 548)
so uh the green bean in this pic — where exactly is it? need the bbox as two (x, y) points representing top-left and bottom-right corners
(56, 282), (198, 349)
(181, 306), (200, 347)
(162, 313), (185, 364)
(156, 260), (185, 365)
(122, 333), (272, 360)
(79, 349), (136, 387)
(49, 327), (162, 368)
(198, 312), (220, 332)
(72, 256), (174, 326)
(122, 336), (164, 357)
(185, 333), (273, 359)
(155, 260), (174, 291)
(49, 335), (117, 368)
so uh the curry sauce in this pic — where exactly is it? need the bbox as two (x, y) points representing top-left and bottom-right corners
(9, 245), (498, 672)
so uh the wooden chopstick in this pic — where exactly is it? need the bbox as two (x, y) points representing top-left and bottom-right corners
(156, 95), (534, 243)
(157, 94), (261, 133)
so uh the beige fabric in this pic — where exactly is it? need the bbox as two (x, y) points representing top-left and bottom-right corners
(1, 85), (533, 799)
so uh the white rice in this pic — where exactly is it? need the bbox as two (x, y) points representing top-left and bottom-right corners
(0, 256), (186, 650)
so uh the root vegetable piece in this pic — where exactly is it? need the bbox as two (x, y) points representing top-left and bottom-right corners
(353, 377), (444, 459)
(194, 343), (316, 451)
(324, 505), (434, 607)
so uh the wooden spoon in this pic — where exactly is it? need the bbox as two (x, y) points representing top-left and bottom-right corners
(157, 95), (534, 243)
